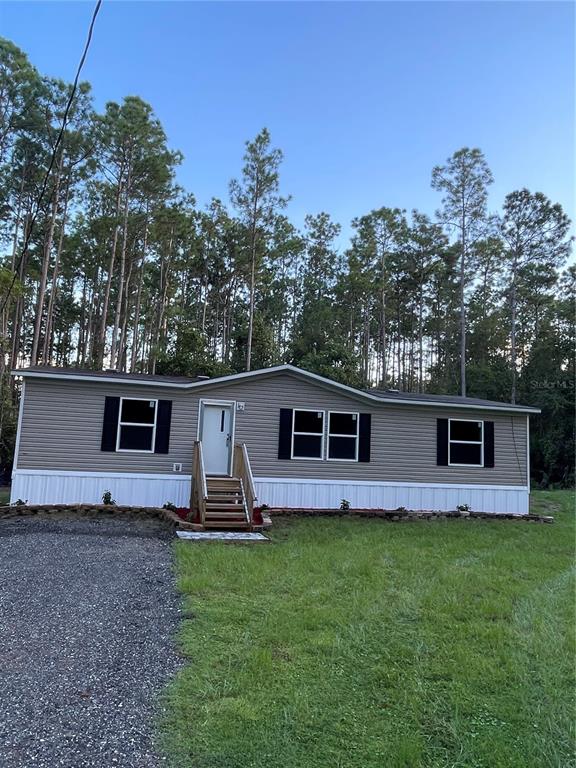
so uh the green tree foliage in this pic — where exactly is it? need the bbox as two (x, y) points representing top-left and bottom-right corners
(229, 128), (288, 370)
(432, 148), (494, 396)
(501, 189), (572, 402)
(291, 212), (343, 373)
(0, 36), (573, 486)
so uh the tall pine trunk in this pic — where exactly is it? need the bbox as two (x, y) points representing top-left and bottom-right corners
(130, 211), (149, 372)
(110, 155), (133, 370)
(510, 255), (518, 404)
(98, 185), (123, 367)
(31, 151), (64, 365)
(459, 205), (467, 397)
(43, 173), (71, 364)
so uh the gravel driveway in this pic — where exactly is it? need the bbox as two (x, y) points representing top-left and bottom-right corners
(0, 516), (182, 767)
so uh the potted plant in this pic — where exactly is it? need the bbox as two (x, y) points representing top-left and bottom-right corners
(252, 503), (269, 525)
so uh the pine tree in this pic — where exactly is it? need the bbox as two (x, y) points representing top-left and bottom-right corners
(432, 148), (493, 396)
(229, 128), (288, 370)
(501, 189), (572, 402)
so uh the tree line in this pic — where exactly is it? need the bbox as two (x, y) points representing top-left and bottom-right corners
(0, 37), (573, 485)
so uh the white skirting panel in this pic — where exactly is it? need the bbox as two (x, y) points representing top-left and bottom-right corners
(11, 470), (192, 508)
(254, 477), (530, 515)
(11, 471), (530, 515)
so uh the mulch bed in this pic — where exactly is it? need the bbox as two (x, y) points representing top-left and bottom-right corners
(267, 507), (554, 523)
(0, 503), (180, 527)
(0, 504), (554, 525)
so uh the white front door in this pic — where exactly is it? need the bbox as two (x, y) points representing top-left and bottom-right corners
(200, 403), (234, 475)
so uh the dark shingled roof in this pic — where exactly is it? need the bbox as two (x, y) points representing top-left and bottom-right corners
(367, 388), (533, 411)
(13, 364), (539, 412)
(15, 366), (201, 384)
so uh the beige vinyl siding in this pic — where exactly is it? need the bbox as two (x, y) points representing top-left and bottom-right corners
(18, 379), (195, 474)
(199, 375), (527, 486)
(17, 373), (528, 486)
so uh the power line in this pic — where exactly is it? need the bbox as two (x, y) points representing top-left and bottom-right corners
(0, 0), (103, 315)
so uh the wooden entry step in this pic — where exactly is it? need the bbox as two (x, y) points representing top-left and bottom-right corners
(204, 475), (251, 530)
(191, 443), (260, 532)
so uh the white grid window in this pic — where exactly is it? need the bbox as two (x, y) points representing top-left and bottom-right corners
(291, 409), (324, 459)
(448, 419), (483, 466)
(116, 398), (157, 452)
(328, 411), (359, 461)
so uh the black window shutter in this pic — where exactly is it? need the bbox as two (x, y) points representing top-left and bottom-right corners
(358, 413), (371, 462)
(154, 400), (173, 454)
(101, 396), (120, 452)
(437, 418), (448, 465)
(278, 408), (293, 459)
(484, 421), (494, 467)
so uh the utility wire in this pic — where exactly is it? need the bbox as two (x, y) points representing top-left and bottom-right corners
(0, 0), (103, 315)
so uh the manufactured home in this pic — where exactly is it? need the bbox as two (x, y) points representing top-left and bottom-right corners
(11, 365), (538, 525)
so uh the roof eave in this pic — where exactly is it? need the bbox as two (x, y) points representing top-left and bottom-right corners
(11, 365), (541, 414)
(278, 366), (541, 413)
(12, 369), (192, 389)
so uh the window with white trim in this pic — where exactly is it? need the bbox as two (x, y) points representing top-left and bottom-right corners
(291, 409), (324, 459)
(328, 411), (359, 461)
(449, 419), (483, 466)
(117, 398), (157, 452)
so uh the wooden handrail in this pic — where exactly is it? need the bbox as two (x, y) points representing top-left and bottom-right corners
(241, 443), (257, 508)
(233, 442), (257, 523)
(198, 441), (208, 501)
(191, 440), (208, 524)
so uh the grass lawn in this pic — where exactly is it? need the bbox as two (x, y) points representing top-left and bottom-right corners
(164, 491), (575, 768)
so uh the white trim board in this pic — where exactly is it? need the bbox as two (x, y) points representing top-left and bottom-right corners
(526, 414), (531, 494)
(13, 469), (192, 480)
(12, 364), (541, 413)
(12, 379), (25, 471)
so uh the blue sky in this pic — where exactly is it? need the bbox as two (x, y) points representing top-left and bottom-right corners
(2, 1), (574, 246)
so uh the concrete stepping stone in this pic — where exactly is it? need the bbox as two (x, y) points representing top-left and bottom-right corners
(176, 530), (270, 542)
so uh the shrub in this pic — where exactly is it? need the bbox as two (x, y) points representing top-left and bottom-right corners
(102, 490), (116, 505)
(340, 499), (351, 511)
